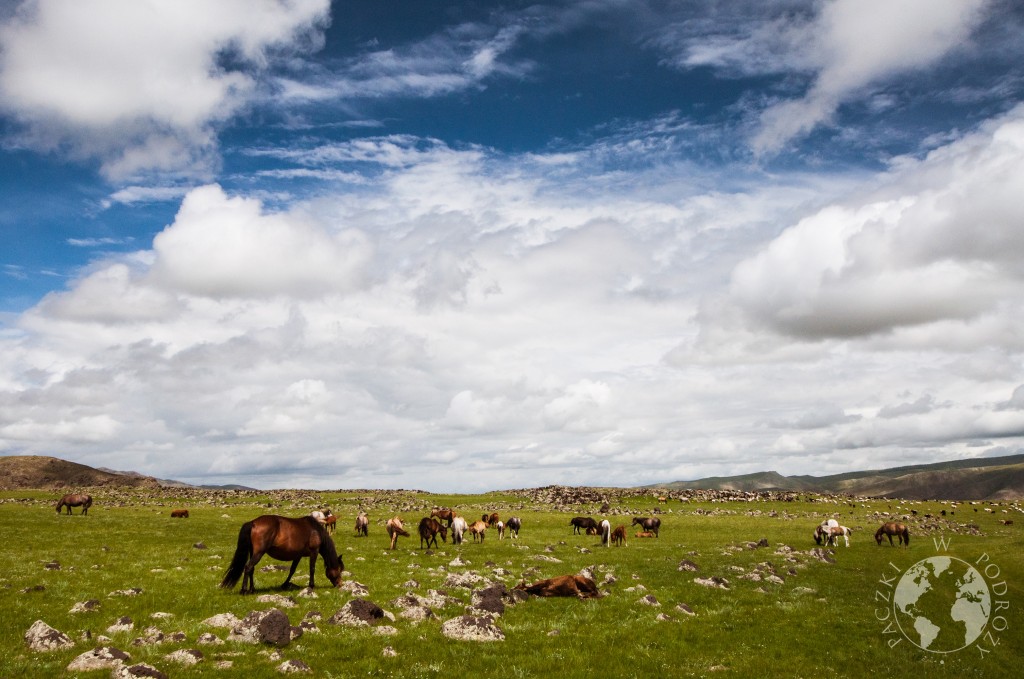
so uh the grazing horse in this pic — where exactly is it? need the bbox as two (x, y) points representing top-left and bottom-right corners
(170, 509), (189, 518)
(825, 525), (851, 547)
(599, 519), (611, 547)
(506, 516), (522, 538)
(451, 515), (468, 544)
(418, 517), (448, 549)
(354, 512), (368, 537)
(387, 517), (410, 550)
(431, 508), (456, 527)
(56, 494), (92, 515)
(496, 521), (505, 540)
(469, 520), (488, 542)
(631, 516), (661, 537)
(875, 522), (910, 547)
(611, 525), (627, 547)
(220, 515), (343, 594)
(515, 575), (600, 599)
(570, 517), (599, 535)
(483, 512), (500, 527)
(324, 515), (337, 534)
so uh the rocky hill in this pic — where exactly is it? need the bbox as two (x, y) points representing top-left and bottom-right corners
(0, 455), (161, 490)
(656, 453), (1024, 500)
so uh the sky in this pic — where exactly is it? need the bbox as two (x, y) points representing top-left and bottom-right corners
(2, 0), (1024, 492)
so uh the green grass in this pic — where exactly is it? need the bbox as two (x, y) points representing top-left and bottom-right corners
(0, 489), (1021, 677)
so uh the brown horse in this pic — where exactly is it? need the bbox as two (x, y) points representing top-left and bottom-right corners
(515, 575), (600, 599)
(611, 525), (627, 546)
(570, 517), (598, 535)
(386, 516), (410, 550)
(56, 493), (92, 515)
(354, 512), (368, 537)
(483, 512), (500, 527)
(418, 517), (448, 549)
(875, 522), (910, 547)
(170, 509), (189, 518)
(220, 515), (343, 594)
(631, 516), (661, 537)
(431, 508), (456, 527)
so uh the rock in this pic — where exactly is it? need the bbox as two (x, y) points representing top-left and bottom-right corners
(296, 587), (318, 598)
(339, 580), (369, 596)
(228, 609), (293, 647)
(193, 542), (207, 550)
(112, 662), (167, 678)
(328, 598), (386, 627)
(471, 583), (508, 616)
(638, 594), (660, 606)
(66, 646), (130, 671)
(107, 617), (134, 634)
(149, 612), (173, 619)
(43, 561), (60, 570)
(165, 649), (203, 665)
(257, 594), (298, 608)
(756, 538), (769, 548)
(70, 599), (101, 613)
(130, 627), (165, 646)
(202, 613), (241, 628)
(444, 572), (486, 588)
(382, 646), (398, 657)
(278, 659), (311, 673)
(20, 585), (45, 593)
(677, 559), (700, 572)
(374, 625), (399, 636)
(694, 576), (730, 590)
(197, 632), (223, 645)
(809, 548), (836, 564)
(440, 615), (505, 642)
(108, 588), (142, 597)
(676, 603), (696, 616)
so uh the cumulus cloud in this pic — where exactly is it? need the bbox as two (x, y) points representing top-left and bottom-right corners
(0, 0), (330, 179)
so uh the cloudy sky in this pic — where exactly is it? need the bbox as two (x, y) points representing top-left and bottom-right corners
(2, 0), (1024, 492)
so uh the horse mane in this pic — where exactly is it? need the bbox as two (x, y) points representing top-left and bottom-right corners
(318, 532), (341, 569)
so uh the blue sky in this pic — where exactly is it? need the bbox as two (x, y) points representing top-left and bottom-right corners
(2, 0), (1024, 491)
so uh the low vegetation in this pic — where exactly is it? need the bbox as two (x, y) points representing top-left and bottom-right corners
(1, 486), (1021, 678)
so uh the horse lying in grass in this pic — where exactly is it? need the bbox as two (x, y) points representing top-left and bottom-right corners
(875, 522), (909, 547)
(515, 575), (600, 599)
(220, 515), (343, 594)
(56, 494), (92, 515)
(170, 509), (189, 518)
(387, 517), (410, 550)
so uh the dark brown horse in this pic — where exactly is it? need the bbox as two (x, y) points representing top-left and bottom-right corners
(631, 516), (661, 537)
(220, 515), (343, 594)
(515, 575), (600, 599)
(431, 508), (455, 527)
(570, 517), (599, 535)
(170, 509), (189, 518)
(418, 517), (448, 549)
(875, 522), (910, 547)
(56, 494), (92, 515)
(483, 512), (500, 527)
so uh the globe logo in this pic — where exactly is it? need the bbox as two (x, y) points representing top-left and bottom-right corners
(893, 556), (991, 653)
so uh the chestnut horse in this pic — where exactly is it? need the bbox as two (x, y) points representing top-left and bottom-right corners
(875, 522), (910, 547)
(418, 517), (448, 549)
(56, 494), (92, 515)
(220, 515), (343, 594)
(483, 512), (500, 527)
(170, 509), (189, 518)
(611, 525), (627, 546)
(431, 508), (456, 527)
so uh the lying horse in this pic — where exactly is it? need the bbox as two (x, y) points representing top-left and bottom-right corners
(506, 516), (522, 539)
(611, 525), (627, 546)
(418, 517), (448, 549)
(56, 493), (92, 515)
(170, 509), (189, 518)
(635, 531), (655, 538)
(451, 515), (468, 544)
(431, 508), (456, 527)
(515, 575), (600, 599)
(387, 517), (410, 550)
(570, 517), (599, 535)
(354, 512), (368, 537)
(220, 515), (343, 594)
(631, 516), (661, 537)
(875, 522), (910, 547)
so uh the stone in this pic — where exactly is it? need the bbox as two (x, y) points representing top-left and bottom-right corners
(112, 662), (167, 678)
(106, 617), (135, 634)
(441, 615), (505, 642)
(197, 632), (223, 645)
(676, 603), (696, 616)
(328, 598), (386, 627)
(471, 583), (508, 616)
(108, 588), (142, 597)
(278, 659), (311, 673)
(66, 646), (130, 671)
(257, 594), (298, 608)
(202, 613), (241, 628)
(381, 646), (398, 657)
(165, 649), (203, 665)
(70, 599), (101, 613)
(638, 594), (660, 606)
(228, 608), (292, 647)
(694, 576), (730, 590)
(677, 559), (699, 572)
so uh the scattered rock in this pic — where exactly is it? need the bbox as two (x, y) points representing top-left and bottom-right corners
(756, 538), (769, 548)
(809, 548), (836, 564)
(106, 617), (135, 634)
(197, 632), (223, 645)
(20, 585), (45, 593)
(165, 649), (203, 665)
(440, 615), (505, 642)
(228, 609), (293, 647)
(66, 646), (130, 671)
(43, 561), (60, 570)
(113, 662), (167, 678)
(374, 625), (399, 636)
(108, 588), (143, 597)
(193, 542), (207, 550)
(328, 598), (386, 627)
(70, 599), (101, 613)
(382, 646), (398, 657)
(694, 576), (730, 590)
(638, 594), (660, 607)
(278, 659), (311, 673)
(676, 603), (696, 616)
(257, 594), (298, 608)
(471, 583), (509, 616)
(297, 587), (318, 598)
(340, 580), (369, 596)
(444, 572), (486, 588)
(202, 613), (241, 628)
(149, 612), (173, 620)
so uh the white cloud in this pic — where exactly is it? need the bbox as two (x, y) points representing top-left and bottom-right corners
(0, 0), (330, 178)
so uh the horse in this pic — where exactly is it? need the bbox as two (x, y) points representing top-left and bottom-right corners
(506, 516), (522, 539)
(496, 521), (505, 540)
(386, 517), (410, 550)
(469, 520), (488, 542)
(631, 516), (661, 537)
(635, 531), (655, 538)
(611, 525), (627, 546)
(431, 508), (456, 528)
(814, 519), (839, 545)
(354, 512), (368, 537)
(170, 509), (189, 518)
(599, 519), (611, 547)
(570, 517), (599, 535)
(483, 512), (500, 527)
(515, 575), (600, 599)
(825, 525), (851, 547)
(451, 515), (468, 544)
(220, 515), (343, 595)
(324, 515), (337, 534)
(56, 494), (92, 515)
(875, 522), (910, 547)
(418, 517), (448, 549)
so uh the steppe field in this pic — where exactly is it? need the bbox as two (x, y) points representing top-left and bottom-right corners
(1, 487), (1021, 678)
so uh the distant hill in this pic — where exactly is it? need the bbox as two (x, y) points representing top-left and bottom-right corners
(0, 455), (161, 490)
(655, 453), (1024, 500)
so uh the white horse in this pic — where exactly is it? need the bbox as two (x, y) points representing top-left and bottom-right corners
(599, 519), (611, 547)
(451, 515), (468, 545)
(496, 520), (505, 540)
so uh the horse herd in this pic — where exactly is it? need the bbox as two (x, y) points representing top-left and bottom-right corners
(813, 518), (911, 548)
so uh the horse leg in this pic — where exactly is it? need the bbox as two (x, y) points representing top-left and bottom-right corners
(282, 558), (301, 589)
(308, 553), (317, 589)
(241, 552), (264, 594)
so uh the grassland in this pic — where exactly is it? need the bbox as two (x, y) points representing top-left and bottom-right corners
(1, 487), (1021, 678)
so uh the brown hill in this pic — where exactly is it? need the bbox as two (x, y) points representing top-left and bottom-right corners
(0, 455), (161, 490)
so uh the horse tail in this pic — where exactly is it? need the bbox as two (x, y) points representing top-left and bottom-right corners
(903, 529), (910, 546)
(83, 496), (93, 509)
(220, 521), (253, 589)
